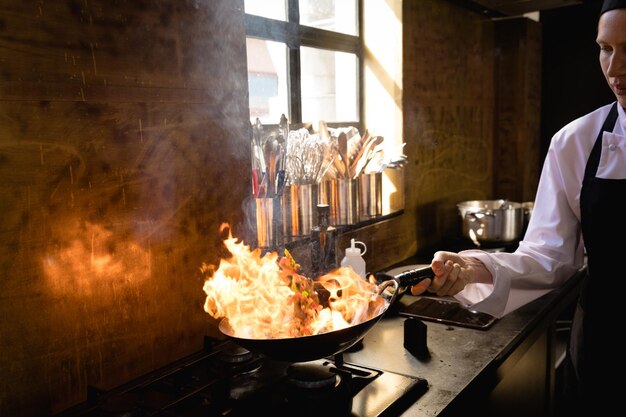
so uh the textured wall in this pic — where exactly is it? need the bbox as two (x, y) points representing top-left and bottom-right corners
(335, 0), (497, 274)
(493, 18), (542, 202)
(360, 1), (541, 274)
(0, 0), (544, 414)
(0, 1), (249, 415)
(397, 0), (495, 255)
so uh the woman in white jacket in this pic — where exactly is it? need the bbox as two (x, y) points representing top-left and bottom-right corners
(411, 0), (626, 410)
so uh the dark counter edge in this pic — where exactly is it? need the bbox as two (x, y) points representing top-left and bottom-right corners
(442, 266), (584, 415)
(383, 248), (585, 417)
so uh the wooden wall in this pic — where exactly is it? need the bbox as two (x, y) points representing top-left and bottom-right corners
(353, 0), (496, 272)
(357, 1), (541, 272)
(0, 0), (543, 415)
(493, 18), (542, 202)
(404, 0), (496, 247)
(0, 1), (250, 415)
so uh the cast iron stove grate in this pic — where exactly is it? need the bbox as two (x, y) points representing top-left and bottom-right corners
(53, 337), (428, 417)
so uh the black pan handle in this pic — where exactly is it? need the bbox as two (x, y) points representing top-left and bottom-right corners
(396, 266), (435, 287)
(375, 266), (435, 288)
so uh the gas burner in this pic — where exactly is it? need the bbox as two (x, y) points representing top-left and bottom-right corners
(218, 344), (253, 364)
(212, 345), (263, 376)
(53, 339), (428, 417)
(287, 363), (340, 389)
(281, 363), (352, 416)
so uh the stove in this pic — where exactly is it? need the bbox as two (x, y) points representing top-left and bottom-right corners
(54, 337), (428, 417)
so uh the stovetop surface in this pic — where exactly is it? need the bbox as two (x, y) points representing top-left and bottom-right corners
(55, 338), (428, 417)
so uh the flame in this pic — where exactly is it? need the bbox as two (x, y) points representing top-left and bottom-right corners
(202, 224), (386, 339)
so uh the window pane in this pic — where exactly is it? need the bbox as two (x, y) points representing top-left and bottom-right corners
(246, 38), (289, 124)
(244, 0), (286, 21)
(299, 0), (357, 35)
(301, 47), (358, 123)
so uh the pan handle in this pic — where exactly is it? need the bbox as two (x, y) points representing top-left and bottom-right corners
(374, 266), (434, 305)
(376, 279), (399, 298)
(374, 265), (435, 288)
(395, 266), (435, 287)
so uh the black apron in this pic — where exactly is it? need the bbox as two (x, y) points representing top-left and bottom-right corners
(568, 102), (626, 410)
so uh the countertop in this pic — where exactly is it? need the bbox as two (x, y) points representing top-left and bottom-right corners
(343, 264), (585, 416)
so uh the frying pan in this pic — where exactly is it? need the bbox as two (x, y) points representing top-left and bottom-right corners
(218, 265), (434, 362)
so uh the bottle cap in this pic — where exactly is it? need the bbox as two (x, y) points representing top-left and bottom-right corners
(345, 238), (366, 256)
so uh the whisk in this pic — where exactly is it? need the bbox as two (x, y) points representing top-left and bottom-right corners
(285, 129), (335, 185)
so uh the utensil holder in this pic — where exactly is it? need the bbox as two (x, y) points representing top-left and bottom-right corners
(358, 172), (382, 220)
(255, 197), (281, 248)
(322, 178), (358, 226)
(281, 184), (319, 237)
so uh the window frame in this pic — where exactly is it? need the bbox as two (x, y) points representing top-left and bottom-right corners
(244, 0), (363, 130)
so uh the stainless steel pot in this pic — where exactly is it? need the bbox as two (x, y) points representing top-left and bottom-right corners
(522, 201), (534, 230)
(457, 200), (524, 244)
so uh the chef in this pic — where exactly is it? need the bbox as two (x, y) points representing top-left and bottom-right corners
(411, 0), (626, 411)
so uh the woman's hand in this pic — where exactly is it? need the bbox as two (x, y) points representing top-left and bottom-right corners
(410, 251), (493, 296)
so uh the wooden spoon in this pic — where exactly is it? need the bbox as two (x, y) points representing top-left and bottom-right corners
(319, 120), (330, 141)
(349, 129), (370, 166)
(338, 132), (351, 179)
(353, 135), (384, 177)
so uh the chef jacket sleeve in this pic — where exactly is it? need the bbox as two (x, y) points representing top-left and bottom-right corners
(452, 126), (587, 318)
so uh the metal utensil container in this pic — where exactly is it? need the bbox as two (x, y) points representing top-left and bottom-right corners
(457, 200), (524, 244)
(281, 184), (319, 237)
(256, 197), (277, 248)
(358, 172), (382, 220)
(321, 178), (359, 226)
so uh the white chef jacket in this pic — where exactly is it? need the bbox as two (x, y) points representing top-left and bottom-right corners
(455, 102), (626, 318)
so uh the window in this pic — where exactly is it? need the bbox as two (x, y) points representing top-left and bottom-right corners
(244, 0), (361, 128)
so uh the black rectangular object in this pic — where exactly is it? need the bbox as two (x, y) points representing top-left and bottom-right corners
(399, 297), (497, 330)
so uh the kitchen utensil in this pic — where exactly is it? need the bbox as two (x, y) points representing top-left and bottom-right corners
(331, 151), (347, 179)
(349, 130), (371, 169)
(262, 137), (277, 197)
(338, 131), (351, 178)
(348, 128), (369, 166)
(279, 114), (289, 148)
(255, 197), (276, 248)
(376, 264), (433, 312)
(352, 135), (384, 177)
(218, 265), (434, 362)
(321, 177), (359, 225)
(316, 138), (337, 183)
(319, 120), (330, 140)
(281, 183), (319, 237)
(457, 199), (524, 244)
(359, 147), (383, 174)
(285, 129), (325, 185)
(358, 172), (382, 220)
(251, 119), (266, 175)
(522, 201), (534, 227)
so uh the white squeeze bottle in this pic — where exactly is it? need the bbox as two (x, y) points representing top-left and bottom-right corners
(340, 239), (367, 277)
